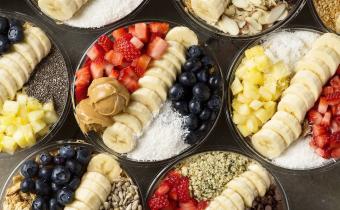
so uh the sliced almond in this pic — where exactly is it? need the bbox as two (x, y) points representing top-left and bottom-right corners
(217, 15), (240, 35)
(336, 13), (340, 34)
(232, 0), (250, 9)
(265, 3), (286, 24)
(225, 5), (237, 16)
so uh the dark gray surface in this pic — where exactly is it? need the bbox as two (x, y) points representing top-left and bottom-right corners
(0, 0), (339, 210)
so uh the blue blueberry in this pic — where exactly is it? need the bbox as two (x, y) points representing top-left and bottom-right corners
(21, 160), (39, 178)
(68, 177), (80, 191)
(187, 45), (203, 58)
(51, 166), (71, 185)
(192, 83), (211, 102)
(57, 188), (74, 205)
(49, 198), (62, 210)
(183, 58), (197, 71)
(0, 34), (10, 53)
(65, 159), (82, 176)
(208, 74), (221, 89)
(38, 167), (53, 181)
(20, 178), (35, 193)
(169, 83), (185, 101)
(185, 114), (199, 131)
(201, 55), (213, 68)
(32, 197), (47, 210)
(173, 101), (189, 115)
(39, 152), (53, 166)
(188, 99), (202, 114)
(53, 155), (66, 165)
(76, 147), (91, 164)
(35, 179), (51, 196)
(196, 69), (208, 82)
(199, 108), (212, 121)
(51, 182), (62, 193)
(7, 25), (23, 43)
(179, 72), (197, 87)
(59, 145), (75, 159)
(207, 95), (221, 111)
(0, 17), (9, 34)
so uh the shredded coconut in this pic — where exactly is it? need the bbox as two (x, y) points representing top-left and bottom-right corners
(64, 0), (144, 28)
(127, 102), (190, 161)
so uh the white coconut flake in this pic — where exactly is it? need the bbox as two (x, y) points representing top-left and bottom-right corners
(127, 102), (190, 161)
(64, 0), (144, 28)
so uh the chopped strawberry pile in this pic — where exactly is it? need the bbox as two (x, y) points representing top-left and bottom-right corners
(74, 22), (170, 103)
(308, 67), (340, 159)
(148, 170), (209, 210)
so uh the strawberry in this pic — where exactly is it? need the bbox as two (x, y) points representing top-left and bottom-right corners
(197, 201), (208, 210)
(98, 35), (113, 52)
(322, 86), (335, 95)
(104, 50), (124, 66)
(331, 147), (340, 158)
(321, 111), (332, 126)
(104, 63), (114, 76)
(313, 124), (328, 137)
(119, 66), (139, 92)
(155, 181), (170, 196)
(318, 97), (328, 114)
(325, 92), (340, 105)
(109, 69), (119, 79)
(134, 23), (149, 42)
(331, 120), (340, 133)
(314, 135), (329, 148)
(330, 75), (340, 88)
(176, 177), (191, 202)
(112, 27), (127, 40)
(165, 170), (181, 187)
(83, 57), (92, 67)
(150, 32), (165, 42)
(75, 66), (91, 87)
(114, 34), (141, 62)
(315, 148), (331, 159)
(75, 85), (88, 104)
(87, 43), (105, 61)
(130, 36), (144, 49)
(147, 37), (168, 59)
(308, 109), (322, 125)
(149, 22), (170, 35)
(119, 66), (138, 81)
(90, 56), (105, 79)
(169, 187), (178, 201)
(148, 194), (170, 210)
(134, 54), (151, 77)
(128, 25), (137, 37)
(329, 133), (340, 149)
(179, 199), (197, 210)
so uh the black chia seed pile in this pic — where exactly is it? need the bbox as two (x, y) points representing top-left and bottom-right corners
(24, 46), (69, 116)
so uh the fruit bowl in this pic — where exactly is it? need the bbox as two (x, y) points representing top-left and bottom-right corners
(0, 10), (72, 158)
(71, 19), (225, 164)
(146, 147), (289, 210)
(0, 140), (144, 210)
(226, 26), (340, 172)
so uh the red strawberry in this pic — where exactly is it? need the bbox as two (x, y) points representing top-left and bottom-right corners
(104, 50), (124, 66)
(309, 139), (318, 149)
(134, 23), (149, 42)
(176, 177), (191, 202)
(322, 86), (335, 95)
(112, 27), (127, 40)
(104, 63), (114, 76)
(148, 194), (170, 210)
(325, 92), (340, 105)
(331, 120), (340, 133)
(321, 111), (332, 126)
(114, 34), (141, 62)
(109, 69), (119, 79)
(130, 36), (144, 49)
(169, 188), (178, 201)
(315, 148), (331, 159)
(314, 135), (329, 148)
(134, 54), (151, 77)
(308, 110), (323, 125)
(87, 43), (105, 61)
(331, 147), (340, 158)
(179, 199), (197, 210)
(119, 66), (139, 92)
(165, 170), (181, 187)
(75, 85), (88, 104)
(312, 124), (328, 137)
(128, 25), (138, 37)
(329, 133), (340, 149)
(119, 66), (138, 81)
(75, 66), (91, 87)
(330, 75), (340, 88)
(147, 37), (168, 59)
(83, 57), (92, 67)
(98, 35), (113, 52)
(155, 181), (170, 196)
(90, 56), (105, 79)
(318, 97), (328, 114)
(150, 32), (165, 42)
(197, 201), (209, 210)
(149, 22), (170, 35)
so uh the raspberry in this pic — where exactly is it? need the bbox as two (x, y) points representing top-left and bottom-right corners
(176, 177), (191, 202)
(148, 194), (170, 209)
(114, 34), (141, 62)
(165, 170), (181, 187)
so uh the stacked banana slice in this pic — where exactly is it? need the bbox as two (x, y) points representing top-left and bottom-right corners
(207, 163), (272, 210)
(65, 154), (122, 210)
(38, 0), (89, 21)
(252, 33), (340, 159)
(0, 24), (51, 105)
(102, 26), (198, 154)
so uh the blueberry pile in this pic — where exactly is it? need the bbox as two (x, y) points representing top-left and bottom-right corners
(19, 145), (92, 210)
(169, 45), (222, 144)
(0, 16), (24, 54)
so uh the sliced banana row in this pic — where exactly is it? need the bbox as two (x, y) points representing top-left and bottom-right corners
(251, 33), (340, 159)
(207, 163), (272, 210)
(0, 25), (51, 105)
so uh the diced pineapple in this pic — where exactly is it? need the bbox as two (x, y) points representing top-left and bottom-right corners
(244, 70), (263, 85)
(254, 108), (272, 124)
(263, 79), (277, 94)
(243, 82), (260, 100)
(237, 124), (252, 137)
(2, 101), (19, 116)
(232, 112), (248, 124)
(0, 125), (5, 133)
(259, 86), (273, 101)
(1, 116), (15, 126)
(2, 136), (17, 154)
(254, 55), (272, 72)
(30, 120), (47, 134)
(13, 128), (29, 148)
(271, 61), (291, 80)
(16, 93), (28, 105)
(245, 45), (265, 59)
(232, 100), (242, 110)
(38, 127), (50, 136)
(236, 104), (251, 115)
(231, 77), (243, 95)
(21, 125), (36, 146)
(235, 64), (248, 79)
(236, 93), (252, 104)
(43, 102), (55, 112)
(243, 59), (258, 72)
(264, 101), (277, 116)
(28, 110), (44, 122)
(27, 98), (42, 111)
(246, 116), (261, 133)
(249, 100), (263, 110)
(5, 125), (16, 136)
(44, 111), (58, 124)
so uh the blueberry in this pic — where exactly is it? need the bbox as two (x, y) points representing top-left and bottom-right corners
(38, 167), (53, 181)
(0, 34), (10, 53)
(20, 178), (35, 193)
(57, 188), (74, 205)
(173, 101), (189, 115)
(199, 108), (212, 121)
(169, 83), (185, 101)
(207, 95), (221, 111)
(76, 147), (91, 165)
(35, 179), (51, 196)
(193, 83), (211, 102)
(0, 17), (9, 34)
(179, 72), (197, 87)
(208, 74), (221, 89)
(188, 99), (202, 114)
(7, 25), (23, 43)
(51, 182), (62, 192)
(190, 60), (202, 73)
(21, 160), (39, 178)
(59, 145), (75, 159)
(201, 55), (213, 68)
(39, 152), (53, 166)
(187, 45), (203, 58)
(54, 155), (66, 165)
(51, 166), (71, 185)
(49, 198), (62, 210)
(196, 69), (208, 82)
(68, 177), (80, 191)
(183, 59), (197, 71)
(9, 19), (21, 27)
(32, 197), (48, 210)
(65, 159), (82, 176)
(185, 114), (199, 130)
(184, 132), (199, 145)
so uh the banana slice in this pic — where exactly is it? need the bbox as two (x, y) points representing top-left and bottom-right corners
(64, 207), (77, 210)
(26, 26), (51, 56)
(150, 59), (177, 80)
(126, 101), (152, 127)
(241, 171), (268, 197)
(74, 0), (85, 8)
(87, 153), (122, 182)
(290, 70), (322, 101)
(313, 33), (340, 57)
(166, 26), (199, 48)
(206, 200), (224, 210)
(103, 122), (137, 154)
(131, 88), (162, 116)
(277, 93), (308, 123)
(138, 75), (168, 101)
(272, 111), (301, 139)
(247, 163), (271, 188)
(263, 119), (296, 146)
(191, 0), (227, 24)
(0, 84), (8, 104)
(82, 172), (111, 195)
(74, 187), (101, 210)
(12, 42), (38, 69)
(0, 57), (27, 88)
(221, 188), (245, 210)
(214, 195), (238, 210)
(167, 40), (186, 64)
(251, 128), (287, 159)
(24, 31), (45, 61)
(145, 67), (174, 88)
(226, 178), (255, 207)
(306, 47), (340, 75)
(5, 52), (31, 78)
(295, 59), (331, 84)
(79, 177), (109, 202)
(113, 113), (143, 136)
(67, 200), (92, 210)
(162, 52), (182, 73)
(283, 83), (316, 110)
(0, 69), (18, 99)
(237, 176), (258, 197)
(38, 0), (79, 21)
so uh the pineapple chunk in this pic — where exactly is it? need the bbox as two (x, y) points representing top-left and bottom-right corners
(21, 125), (36, 146)
(235, 64), (248, 79)
(5, 125), (16, 136)
(0, 134), (3, 152)
(27, 98), (42, 111)
(254, 55), (272, 72)
(264, 101), (277, 116)
(232, 100), (242, 110)
(31, 120), (47, 134)
(236, 104), (251, 115)
(254, 108), (272, 124)
(232, 112), (248, 124)
(243, 83), (260, 100)
(43, 102), (55, 112)
(2, 136), (17, 154)
(245, 45), (265, 59)
(236, 93), (252, 104)
(246, 116), (261, 133)
(259, 87), (273, 101)
(44, 111), (58, 124)
(28, 110), (44, 122)
(13, 128), (29, 148)
(271, 61), (291, 80)
(244, 70), (263, 85)
(249, 100), (263, 110)
(2, 101), (19, 116)
(16, 93), (28, 105)
(231, 77), (243, 95)
(237, 124), (252, 137)
(38, 127), (50, 136)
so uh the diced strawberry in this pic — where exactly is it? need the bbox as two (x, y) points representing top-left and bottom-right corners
(314, 135), (329, 148)
(331, 120), (340, 133)
(148, 194), (170, 210)
(330, 75), (340, 88)
(313, 124), (328, 136)
(131, 58), (138, 67)
(161, 200), (177, 210)
(169, 188), (178, 201)
(98, 35), (113, 52)
(83, 57), (92, 67)
(149, 22), (170, 35)
(134, 23), (149, 42)
(179, 199), (197, 210)
(90, 56), (105, 79)
(331, 147), (340, 158)
(155, 181), (170, 196)
(75, 66), (91, 87)
(197, 201), (209, 210)
(147, 37), (168, 59)
(150, 32), (165, 42)
(321, 111), (332, 126)
(325, 92), (340, 106)
(104, 63), (114, 76)
(308, 109), (323, 125)
(329, 132), (340, 149)
(309, 138), (318, 150)
(128, 25), (137, 37)
(109, 69), (119, 79)
(119, 66), (139, 92)
(176, 177), (191, 202)
(130, 36), (144, 49)
(165, 170), (182, 187)
(318, 97), (328, 114)
(134, 54), (151, 77)
(104, 50), (124, 66)
(112, 27), (127, 40)
(75, 85), (88, 104)
(315, 148), (331, 159)
(119, 66), (138, 81)
(86, 43), (105, 61)
(322, 86), (335, 95)
(114, 34), (141, 62)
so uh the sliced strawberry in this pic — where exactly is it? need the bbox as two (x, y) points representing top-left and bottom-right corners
(307, 109), (323, 125)
(134, 54), (151, 77)
(83, 57), (92, 67)
(148, 194), (170, 210)
(112, 27), (127, 40)
(119, 66), (138, 81)
(90, 56), (105, 79)
(75, 85), (88, 104)
(309, 138), (318, 150)
(321, 111), (332, 126)
(197, 201), (209, 210)
(314, 135), (329, 148)
(150, 32), (165, 42)
(325, 92), (340, 106)
(147, 36), (168, 59)
(130, 36), (144, 49)
(114, 34), (141, 62)
(104, 50), (124, 66)
(75, 66), (91, 87)
(104, 63), (114, 76)
(119, 66), (139, 92)
(331, 120), (340, 133)
(179, 199), (197, 210)
(329, 132), (340, 149)
(86, 43), (105, 61)
(315, 148), (331, 159)
(165, 170), (182, 187)
(109, 69), (119, 79)
(149, 22), (170, 35)
(128, 25), (137, 37)
(131, 58), (138, 67)
(169, 188), (178, 201)
(134, 23), (149, 42)
(330, 75), (340, 88)
(176, 177), (191, 202)
(318, 97), (328, 114)
(312, 124), (328, 136)
(98, 35), (113, 52)
(331, 147), (340, 158)
(155, 181), (170, 196)
(322, 86), (335, 95)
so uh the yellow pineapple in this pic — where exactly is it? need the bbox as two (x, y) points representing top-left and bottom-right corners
(245, 45), (265, 59)
(231, 77), (243, 95)
(237, 124), (252, 137)
(232, 112), (248, 125)
(249, 100), (263, 110)
(2, 136), (17, 154)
